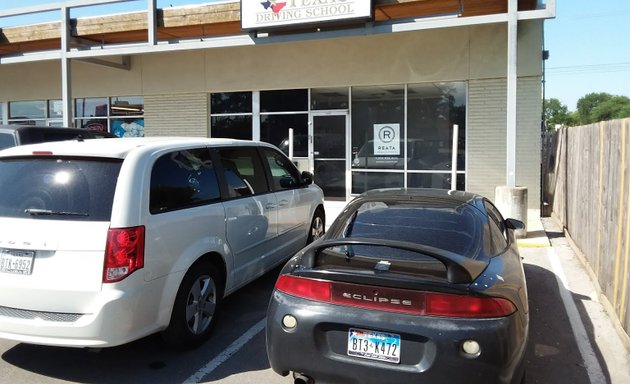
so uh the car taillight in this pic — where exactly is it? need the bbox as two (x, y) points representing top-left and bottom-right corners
(103, 226), (145, 283)
(423, 292), (516, 318)
(275, 275), (515, 318)
(276, 274), (331, 302)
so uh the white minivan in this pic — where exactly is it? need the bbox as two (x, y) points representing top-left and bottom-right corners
(0, 137), (325, 349)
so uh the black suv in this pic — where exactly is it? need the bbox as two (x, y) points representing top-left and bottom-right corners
(0, 125), (112, 150)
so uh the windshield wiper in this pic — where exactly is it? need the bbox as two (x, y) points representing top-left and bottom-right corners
(24, 208), (89, 217)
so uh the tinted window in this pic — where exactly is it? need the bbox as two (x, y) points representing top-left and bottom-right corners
(211, 92), (252, 114)
(344, 201), (482, 258)
(260, 114), (308, 157)
(261, 89), (308, 112)
(261, 147), (301, 191)
(0, 133), (16, 150)
(17, 128), (93, 145)
(0, 157), (122, 221)
(150, 149), (220, 214)
(484, 201), (508, 253)
(217, 147), (269, 198)
(211, 116), (252, 140)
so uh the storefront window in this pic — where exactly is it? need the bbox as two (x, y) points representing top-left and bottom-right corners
(112, 118), (145, 137)
(210, 90), (309, 158)
(353, 171), (404, 191)
(311, 87), (349, 110)
(407, 82), (466, 171)
(259, 89), (308, 158)
(8, 100), (62, 126)
(406, 82), (466, 189)
(210, 92), (253, 140)
(111, 96), (144, 116)
(261, 114), (308, 157)
(351, 82), (466, 194)
(48, 100), (64, 119)
(407, 173), (465, 190)
(76, 97), (108, 118)
(351, 85), (405, 194)
(211, 92), (252, 114)
(75, 96), (144, 136)
(261, 89), (307, 112)
(211, 115), (252, 140)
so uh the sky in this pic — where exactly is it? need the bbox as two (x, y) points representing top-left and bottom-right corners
(1, 0), (629, 112)
(544, 0), (630, 111)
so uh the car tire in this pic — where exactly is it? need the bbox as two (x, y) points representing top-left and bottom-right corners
(162, 261), (223, 349)
(307, 208), (325, 244)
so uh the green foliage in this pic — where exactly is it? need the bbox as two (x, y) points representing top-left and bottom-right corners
(545, 92), (630, 127)
(543, 98), (575, 129)
(590, 96), (630, 122)
(576, 92), (613, 124)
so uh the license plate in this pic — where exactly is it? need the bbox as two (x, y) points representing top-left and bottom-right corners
(0, 249), (35, 275)
(347, 328), (401, 364)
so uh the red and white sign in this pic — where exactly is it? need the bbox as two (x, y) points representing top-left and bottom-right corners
(241, 0), (372, 30)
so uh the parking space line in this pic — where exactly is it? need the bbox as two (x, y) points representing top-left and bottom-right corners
(182, 318), (267, 384)
(547, 247), (606, 384)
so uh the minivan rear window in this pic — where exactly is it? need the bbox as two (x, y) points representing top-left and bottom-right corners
(0, 132), (16, 150)
(0, 157), (122, 221)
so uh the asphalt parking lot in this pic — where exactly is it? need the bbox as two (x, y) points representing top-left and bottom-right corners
(1, 207), (629, 384)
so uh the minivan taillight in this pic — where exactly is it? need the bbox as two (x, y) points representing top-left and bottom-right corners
(275, 275), (516, 318)
(103, 226), (145, 283)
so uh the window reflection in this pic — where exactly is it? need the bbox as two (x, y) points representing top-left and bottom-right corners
(211, 92), (252, 114)
(407, 82), (466, 172)
(74, 97), (144, 136)
(261, 114), (308, 157)
(211, 116), (252, 140)
(75, 98), (108, 118)
(311, 87), (349, 110)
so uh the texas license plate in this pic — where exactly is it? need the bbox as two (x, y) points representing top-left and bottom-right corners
(347, 328), (401, 364)
(0, 249), (35, 275)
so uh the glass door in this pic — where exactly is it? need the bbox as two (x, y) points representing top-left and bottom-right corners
(311, 113), (348, 199)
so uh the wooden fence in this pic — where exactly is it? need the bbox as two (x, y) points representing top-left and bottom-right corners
(542, 118), (630, 336)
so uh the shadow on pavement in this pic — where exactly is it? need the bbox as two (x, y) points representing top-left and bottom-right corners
(1, 266), (282, 384)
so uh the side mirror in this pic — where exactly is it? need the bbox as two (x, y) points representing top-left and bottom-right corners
(301, 171), (314, 185)
(506, 218), (525, 230)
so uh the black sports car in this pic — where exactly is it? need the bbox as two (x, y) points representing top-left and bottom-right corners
(266, 188), (528, 384)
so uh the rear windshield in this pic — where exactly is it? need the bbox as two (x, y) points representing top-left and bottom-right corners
(0, 157), (122, 221)
(0, 132), (16, 150)
(343, 201), (483, 258)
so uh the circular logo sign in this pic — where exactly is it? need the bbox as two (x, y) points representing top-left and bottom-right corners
(378, 125), (396, 143)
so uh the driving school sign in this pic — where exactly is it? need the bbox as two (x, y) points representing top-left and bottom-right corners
(373, 124), (400, 156)
(241, 0), (373, 30)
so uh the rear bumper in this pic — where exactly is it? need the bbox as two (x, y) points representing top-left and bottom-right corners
(266, 291), (528, 384)
(0, 276), (166, 348)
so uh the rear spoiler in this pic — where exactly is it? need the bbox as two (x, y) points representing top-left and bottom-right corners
(298, 237), (488, 284)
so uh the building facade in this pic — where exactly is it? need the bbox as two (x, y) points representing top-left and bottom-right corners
(0, 0), (556, 209)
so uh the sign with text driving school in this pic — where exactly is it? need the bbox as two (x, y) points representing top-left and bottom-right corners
(241, 1), (373, 30)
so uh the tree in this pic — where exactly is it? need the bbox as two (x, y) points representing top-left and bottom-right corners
(590, 96), (630, 122)
(543, 98), (574, 129)
(575, 92), (613, 124)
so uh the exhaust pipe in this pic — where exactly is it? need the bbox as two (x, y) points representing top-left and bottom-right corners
(293, 373), (314, 384)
